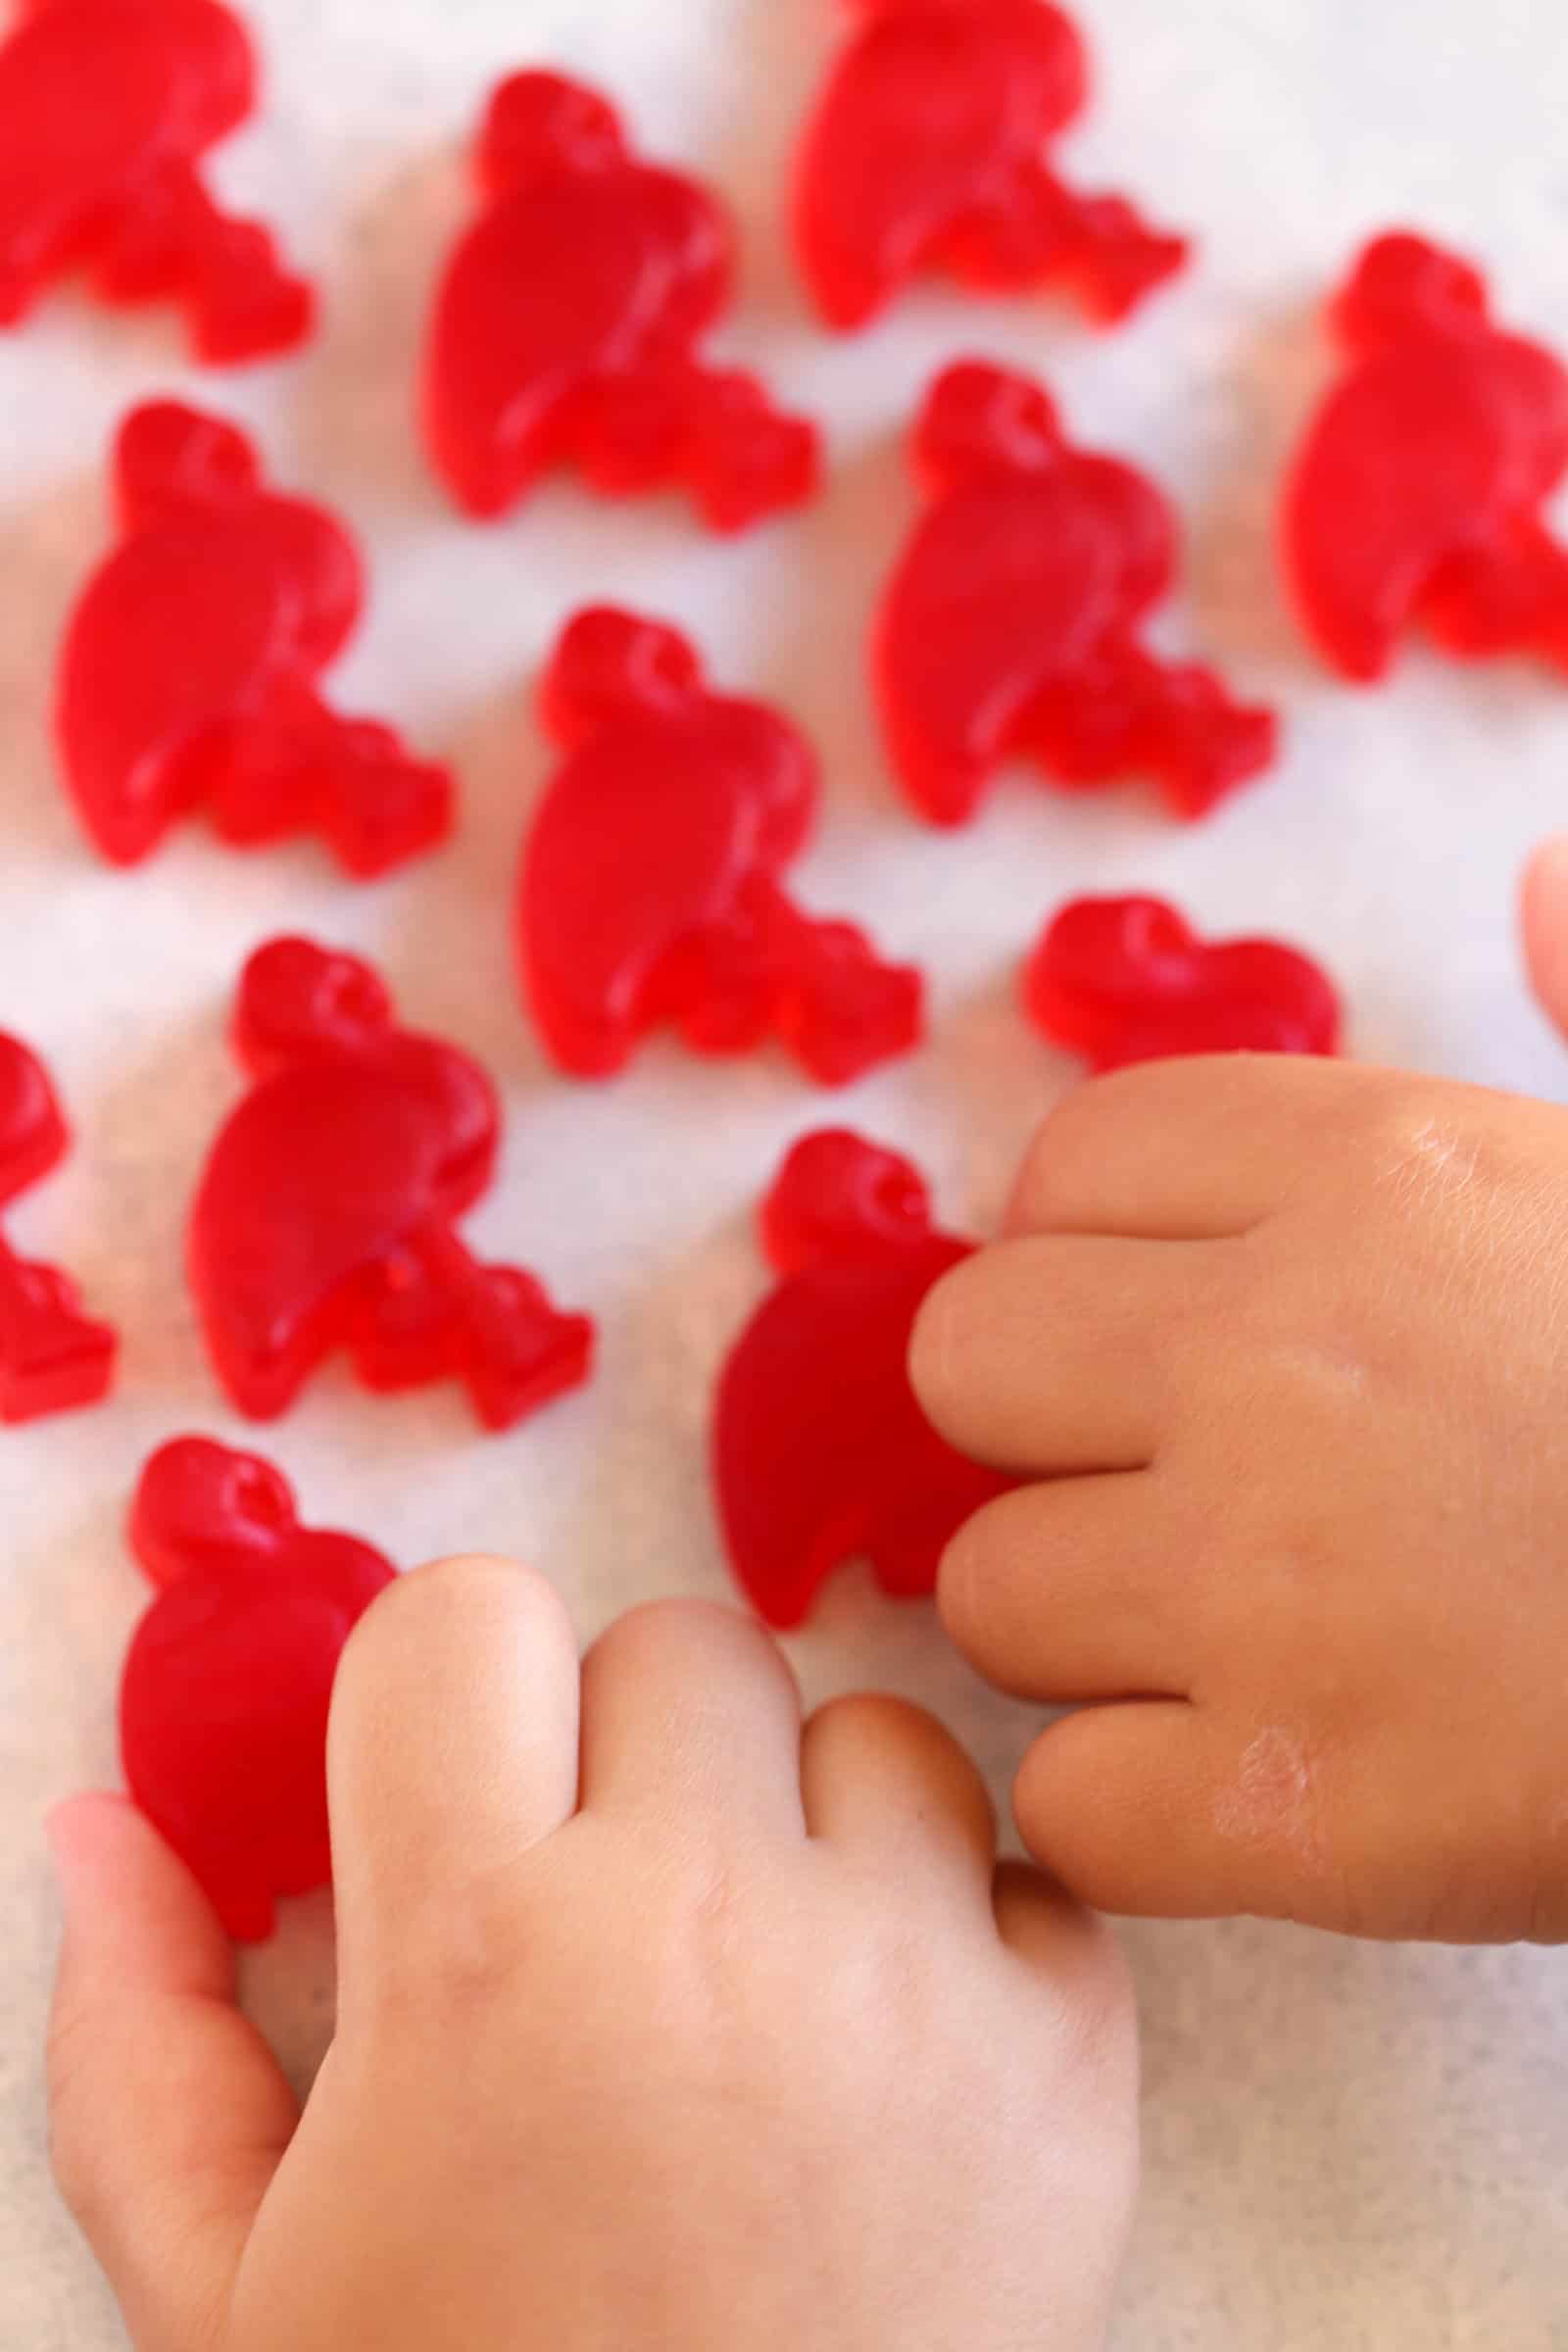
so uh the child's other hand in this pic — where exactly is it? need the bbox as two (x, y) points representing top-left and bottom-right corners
(48, 1566), (1137, 2352)
(912, 1054), (1568, 1944)
(1523, 834), (1568, 1042)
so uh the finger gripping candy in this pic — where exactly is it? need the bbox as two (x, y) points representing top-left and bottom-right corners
(57, 402), (454, 877)
(1025, 897), (1342, 1070)
(0, 0), (313, 362)
(189, 937), (595, 1427)
(424, 72), (819, 532)
(120, 1437), (396, 1939)
(876, 361), (1278, 823)
(713, 1131), (1010, 1629)
(795, 0), (1188, 330)
(1285, 232), (1568, 681)
(0, 1034), (116, 1423)
(517, 608), (924, 1084)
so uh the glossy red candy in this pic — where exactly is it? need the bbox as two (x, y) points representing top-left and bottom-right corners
(0, 1034), (116, 1423)
(714, 1131), (1010, 1629)
(877, 362), (1278, 824)
(425, 72), (819, 531)
(1286, 233), (1568, 682)
(1025, 897), (1342, 1071)
(518, 608), (924, 1084)
(795, 0), (1187, 331)
(190, 938), (594, 1427)
(0, 0), (312, 362)
(57, 403), (453, 877)
(120, 1437), (395, 1939)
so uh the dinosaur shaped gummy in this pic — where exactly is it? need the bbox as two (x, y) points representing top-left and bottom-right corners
(1285, 231), (1568, 682)
(189, 938), (594, 1427)
(120, 1436), (396, 1939)
(425, 71), (818, 531)
(518, 608), (924, 1084)
(795, 0), (1187, 329)
(0, 1033), (116, 1423)
(58, 402), (453, 876)
(713, 1130), (1010, 1629)
(876, 361), (1278, 824)
(1025, 896), (1343, 1070)
(0, 0), (312, 361)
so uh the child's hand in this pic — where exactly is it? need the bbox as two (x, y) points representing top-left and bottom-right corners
(49, 1565), (1137, 2352)
(912, 1054), (1568, 1944)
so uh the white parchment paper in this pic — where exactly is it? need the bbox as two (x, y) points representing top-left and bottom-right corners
(2, 2), (1566, 2343)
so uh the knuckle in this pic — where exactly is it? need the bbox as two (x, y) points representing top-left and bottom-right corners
(369, 1887), (526, 2027)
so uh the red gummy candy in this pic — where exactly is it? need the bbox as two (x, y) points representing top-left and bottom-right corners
(57, 403), (453, 877)
(190, 937), (595, 1427)
(1286, 232), (1568, 682)
(517, 608), (924, 1085)
(424, 72), (819, 532)
(120, 1437), (395, 1939)
(796, 0), (1188, 331)
(0, 1033), (116, 1423)
(877, 362), (1278, 824)
(1025, 897), (1342, 1071)
(714, 1131), (1010, 1630)
(0, 0), (313, 363)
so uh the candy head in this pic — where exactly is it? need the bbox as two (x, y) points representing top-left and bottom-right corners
(234, 938), (394, 1073)
(131, 1438), (297, 1590)
(762, 1130), (934, 1273)
(542, 607), (705, 748)
(479, 72), (627, 197)
(165, 0), (258, 143)
(114, 402), (260, 529)
(915, 361), (1065, 493)
(0, 1033), (67, 1203)
(1040, 895), (1195, 1002)
(1335, 233), (1491, 356)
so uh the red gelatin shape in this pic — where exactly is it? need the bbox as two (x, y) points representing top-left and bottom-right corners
(1284, 231), (1568, 682)
(189, 937), (595, 1427)
(795, 0), (1188, 331)
(517, 607), (925, 1084)
(120, 1437), (396, 1939)
(0, 1032), (116, 1423)
(57, 402), (454, 876)
(1025, 897), (1343, 1071)
(424, 72), (819, 531)
(876, 361), (1279, 825)
(0, 0), (313, 362)
(714, 1131), (1010, 1630)
(879, 353), (1278, 823)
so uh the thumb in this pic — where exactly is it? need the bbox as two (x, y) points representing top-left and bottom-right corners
(1521, 836), (1568, 1045)
(47, 1793), (300, 2352)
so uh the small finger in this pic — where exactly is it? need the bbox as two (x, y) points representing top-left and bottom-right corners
(991, 1860), (1132, 2011)
(578, 1600), (806, 1842)
(939, 1472), (1205, 1703)
(1011, 1701), (1329, 1923)
(910, 1236), (1217, 1472)
(48, 1794), (298, 2349)
(1006, 1057), (1348, 1240)
(1523, 836), (1568, 1044)
(801, 1694), (995, 1900)
(328, 1557), (581, 2005)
